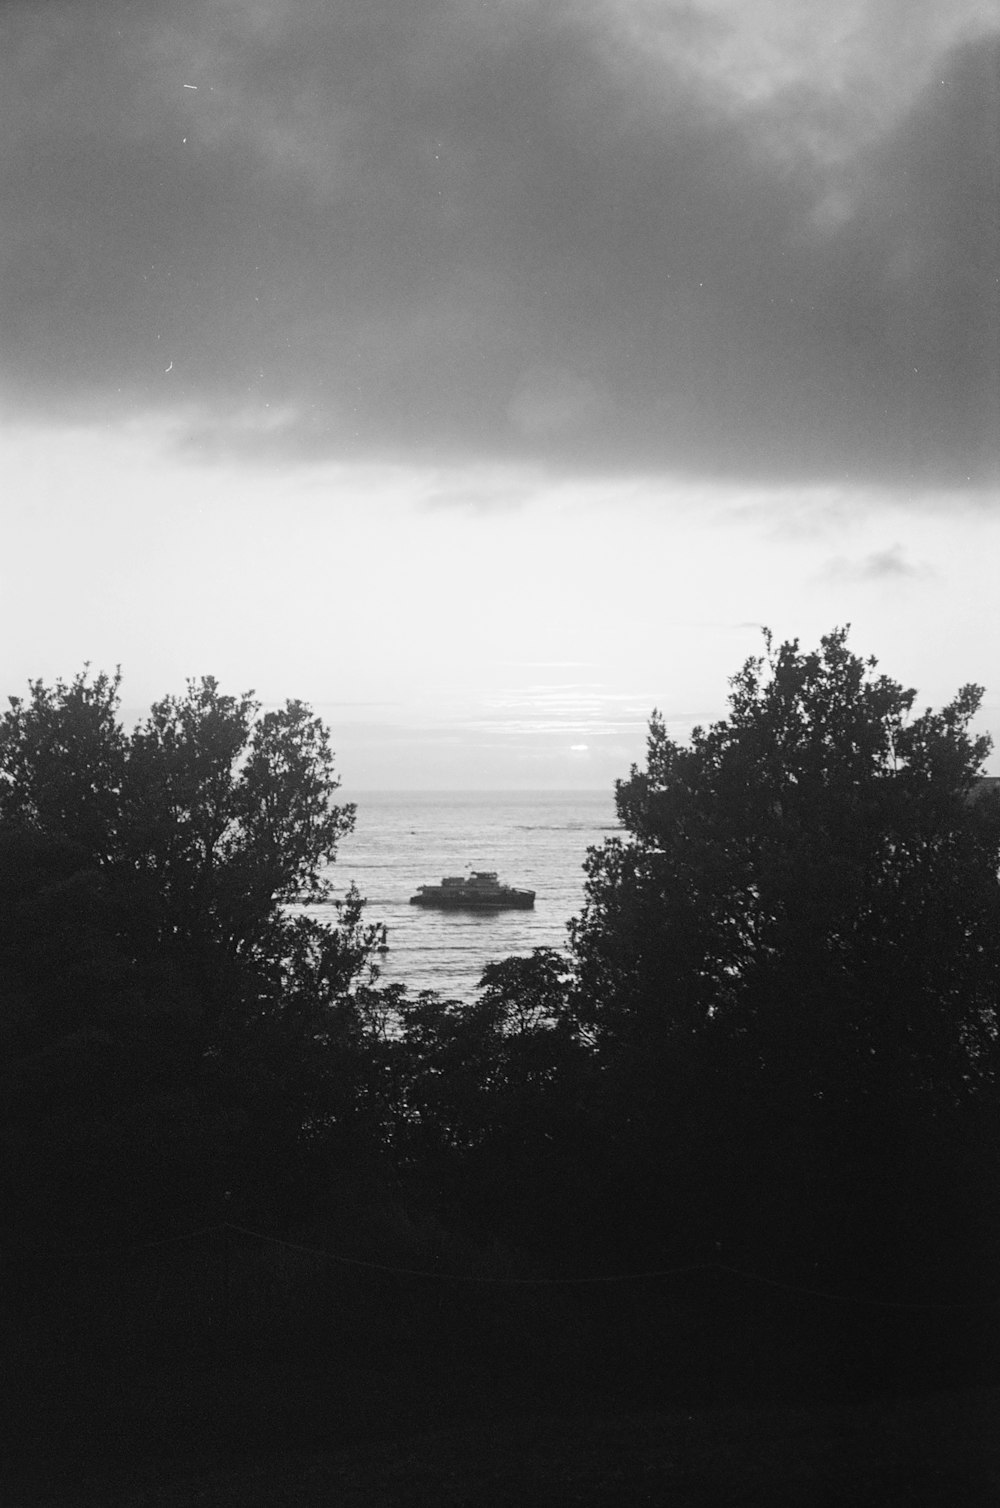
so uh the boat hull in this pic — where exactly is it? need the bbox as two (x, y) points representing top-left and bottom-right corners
(409, 890), (535, 909)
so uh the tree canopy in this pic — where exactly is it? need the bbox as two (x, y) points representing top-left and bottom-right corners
(0, 668), (377, 1033)
(571, 627), (1000, 1103)
(557, 629), (1000, 1314)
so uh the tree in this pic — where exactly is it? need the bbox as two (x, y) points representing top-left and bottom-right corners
(0, 667), (384, 1248)
(357, 953), (591, 1258)
(571, 628), (1000, 1106)
(565, 629), (1000, 1321)
(383, 951), (573, 1161)
(0, 669), (375, 1026)
(120, 678), (364, 1014)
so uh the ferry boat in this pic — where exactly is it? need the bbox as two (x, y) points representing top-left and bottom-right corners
(409, 871), (535, 909)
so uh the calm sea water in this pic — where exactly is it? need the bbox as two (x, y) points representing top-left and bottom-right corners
(325, 790), (619, 999)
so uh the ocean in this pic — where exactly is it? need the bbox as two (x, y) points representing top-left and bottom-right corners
(326, 790), (620, 999)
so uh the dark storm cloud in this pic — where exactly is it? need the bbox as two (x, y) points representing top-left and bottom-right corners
(1, 0), (996, 487)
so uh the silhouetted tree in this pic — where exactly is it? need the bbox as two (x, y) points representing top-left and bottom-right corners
(0, 669), (377, 1025)
(0, 669), (383, 1246)
(572, 628), (1000, 1103)
(564, 629), (1000, 1325)
(359, 952), (592, 1256)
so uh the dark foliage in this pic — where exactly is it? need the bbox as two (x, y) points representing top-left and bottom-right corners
(0, 669), (382, 1250)
(563, 629), (1000, 1359)
(1, 633), (999, 1462)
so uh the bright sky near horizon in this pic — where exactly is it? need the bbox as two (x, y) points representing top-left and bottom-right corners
(2, 0), (998, 788)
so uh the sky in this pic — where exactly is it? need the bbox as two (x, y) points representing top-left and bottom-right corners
(1, 0), (998, 788)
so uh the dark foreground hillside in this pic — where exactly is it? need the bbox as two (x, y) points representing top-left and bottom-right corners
(5, 1385), (999, 1507)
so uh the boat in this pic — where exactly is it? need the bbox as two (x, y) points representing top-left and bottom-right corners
(409, 871), (535, 909)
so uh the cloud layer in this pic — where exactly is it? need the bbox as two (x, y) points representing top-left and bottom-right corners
(2, 0), (997, 487)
